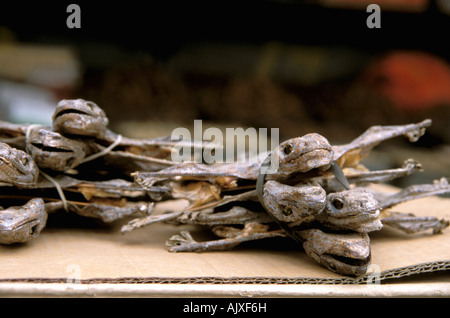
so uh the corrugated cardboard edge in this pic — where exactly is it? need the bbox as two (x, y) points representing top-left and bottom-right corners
(0, 260), (448, 285)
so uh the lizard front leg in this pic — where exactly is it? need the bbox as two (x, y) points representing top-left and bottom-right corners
(314, 159), (423, 192)
(333, 119), (431, 168)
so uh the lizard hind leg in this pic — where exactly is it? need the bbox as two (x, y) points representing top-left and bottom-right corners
(382, 211), (449, 235)
(376, 177), (450, 210)
(166, 223), (285, 252)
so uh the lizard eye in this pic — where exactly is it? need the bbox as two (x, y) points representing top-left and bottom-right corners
(86, 101), (96, 110)
(332, 198), (344, 210)
(282, 206), (293, 216)
(283, 144), (293, 155)
(21, 157), (28, 166)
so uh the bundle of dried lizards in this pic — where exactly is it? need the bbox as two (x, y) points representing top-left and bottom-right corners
(0, 99), (449, 277)
(0, 99), (184, 243)
(127, 118), (450, 276)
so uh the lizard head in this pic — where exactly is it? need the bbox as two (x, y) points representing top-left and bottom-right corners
(263, 181), (327, 223)
(271, 133), (333, 177)
(296, 228), (372, 277)
(317, 188), (382, 233)
(26, 127), (87, 171)
(52, 99), (109, 138)
(0, 142), (39, 187)
(0, 198), (47, 244)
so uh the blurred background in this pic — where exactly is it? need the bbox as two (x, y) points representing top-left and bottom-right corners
(0, 0), (449, 187)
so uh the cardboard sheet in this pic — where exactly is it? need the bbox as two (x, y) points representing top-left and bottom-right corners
(0, 186), (449, 285)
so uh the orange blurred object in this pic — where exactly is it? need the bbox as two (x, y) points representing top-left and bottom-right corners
(363, 51), (450, 111)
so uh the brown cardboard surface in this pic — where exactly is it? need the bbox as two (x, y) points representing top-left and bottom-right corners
(0, 186), (449, 284)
